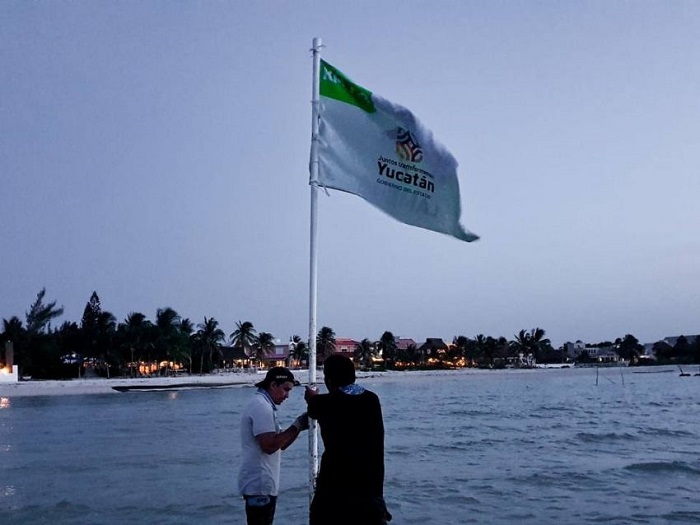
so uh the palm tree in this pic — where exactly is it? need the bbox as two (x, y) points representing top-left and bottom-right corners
(377, 331), (397, 367)
(473, 334), (487, 367)
(25, 288), (64, 335)
(483, 336), (499, 367)
(3, 316), (25, 342)
(461, 337), (478, 367)
(511, 328), (550, 366)
(495, 336), (510, 363)
(155, 307), (180, 334)
(529, 327), (551, 363)
(173, 318), (195, 373)
(194, 317), (225, 374)
(355, 338), (375, 370)
(452, 336), (470, 366)
(511, 329), (529, 353)
(289, 335), (309, 368)
(117, 312), (153, 377)
(152, 307), (182, 375)
(403, 343), (419, 367)
(316, 326), (336, 364)
(95, 310), (117, 377)
(252, 332), (276, 367)
(230, 321), (258, 359)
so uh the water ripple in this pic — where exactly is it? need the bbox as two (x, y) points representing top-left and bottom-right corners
(625, 461), (700, 475)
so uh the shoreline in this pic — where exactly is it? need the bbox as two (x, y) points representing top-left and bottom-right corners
(0, 373), (260, 397)
(1, 365), (653, 398)
(0, 368), (476, 397)
(0, 368), (393, 397)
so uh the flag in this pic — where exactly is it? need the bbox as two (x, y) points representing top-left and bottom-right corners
(316, 60), (479, 242)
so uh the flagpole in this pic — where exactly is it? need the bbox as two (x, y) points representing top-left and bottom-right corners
(307, 36), (322, 516)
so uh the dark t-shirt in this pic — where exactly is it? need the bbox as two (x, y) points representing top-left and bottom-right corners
(307, 388), (385, 497)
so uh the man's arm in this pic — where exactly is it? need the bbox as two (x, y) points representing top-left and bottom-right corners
(256, 426), (299, 454)
(256, 414), (309, 454)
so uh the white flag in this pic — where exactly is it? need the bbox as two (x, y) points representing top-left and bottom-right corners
(316, 60), (478, 242)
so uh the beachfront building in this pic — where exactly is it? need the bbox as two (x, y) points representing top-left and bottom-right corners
(0, 341), (19, 383)
(643, 334), (700, 363)
(396, 337), (417, 351)
(419, 338), (449, 363)
(574, 344), (621, 364)
(662, 335), (699, 347)
(334, 338), (359, 361)
(220, 346), (252, 371)
(266, 343), (291, 368)
(564, 340), (586, 355)
(391, 337), (418, 369)
(641, 342), (656, 361)
(220, 342), (290, 370)
(506, 352), (536, 368)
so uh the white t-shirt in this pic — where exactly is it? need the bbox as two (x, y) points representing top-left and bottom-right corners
(238, 390), (282, 496)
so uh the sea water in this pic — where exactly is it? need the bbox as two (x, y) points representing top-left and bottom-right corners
(1, 367), (699, 524)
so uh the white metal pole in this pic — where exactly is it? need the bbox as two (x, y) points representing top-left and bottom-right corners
(307, 36), (322, 514)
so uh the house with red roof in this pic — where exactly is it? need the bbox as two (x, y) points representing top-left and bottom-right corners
(332, 338), (358, 361)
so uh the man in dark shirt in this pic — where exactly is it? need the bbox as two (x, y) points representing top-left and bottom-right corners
(304, 354), (391, 525)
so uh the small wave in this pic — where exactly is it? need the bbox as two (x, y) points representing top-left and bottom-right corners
(445, 408), (492, 417)
(638, 427), (695, 438)
(575, 431), (639, 443)
(511, 471), (599, 489)
(660, 510), (700, 522)
(530, 406), (578, 418)
(625, 461), (700, 475)
(54, 500), (90, 510)
(437, 493), (480, 505)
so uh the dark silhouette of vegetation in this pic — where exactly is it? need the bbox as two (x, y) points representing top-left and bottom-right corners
(289, 335), (309, 368)
(354, 338), (376, 370)
(2, 289), (699, 379)
(230, 321), (257, 360)
(316, 326), (336, 363)
(0, 291), (277, 379)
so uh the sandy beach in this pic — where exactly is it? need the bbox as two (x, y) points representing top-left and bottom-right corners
(0, 368), (318, 397)
(0, 368), (545, 397)
(0, 373), (257, 397)
(0, 368), (405, 397)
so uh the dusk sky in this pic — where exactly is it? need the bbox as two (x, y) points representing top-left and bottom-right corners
(2, 2), (699, 348)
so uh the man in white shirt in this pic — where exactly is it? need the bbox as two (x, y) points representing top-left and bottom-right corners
(238, 367), (308, 525)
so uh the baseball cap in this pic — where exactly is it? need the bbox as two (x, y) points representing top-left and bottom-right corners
(255, 367), (300, 388)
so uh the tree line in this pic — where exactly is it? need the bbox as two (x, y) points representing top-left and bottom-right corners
(2, 289), (699, 380)
(338, 330), (699, 371)
(1, 289), (265, 379)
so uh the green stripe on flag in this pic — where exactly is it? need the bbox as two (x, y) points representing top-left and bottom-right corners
(320, 60), (375, 113)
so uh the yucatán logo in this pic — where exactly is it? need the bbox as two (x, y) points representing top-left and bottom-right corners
(376, 128), (435, 196)
(396, 128), (423, 163)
